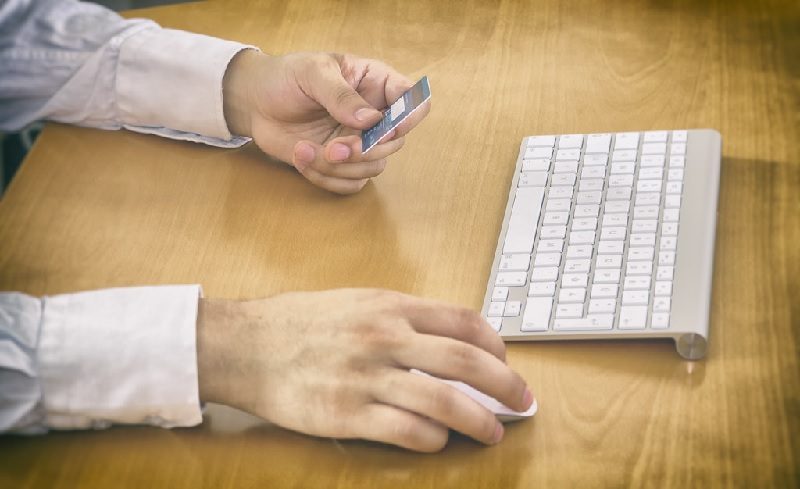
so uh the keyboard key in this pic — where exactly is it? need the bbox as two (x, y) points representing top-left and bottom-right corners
(488, 302), (505, 317)
(577, 191), (602, 204)
(605, 201), (630, 213)
(564, 259), (592, 273)
(670, 142), (686, 155)
(492, 287), (509, 301)
(638, 167), (664, 180)
(668, 168), (684, 181)
(521, 297), (553, 331)
(660, 237), (677, 251)
(624, 288), (650, 309)
(582, 165), (607, 179)
(626, 260), (653, 276)
(554, 160), (579, 173)
(534, 252), (562, 266)
(552, 173), (577, 186)
(634, 205), (660, 219)
(611, 162), (635, 174)
(588, 299), (616, 313)
(556, 149), (581, 161)
(499, 253), (531, 271)
(531, 267), (559, 281)
(554, 315), (614, 331)
(540, 225), (566, 239)
(525, 146), (552, 159)
(635, 192), (661, 207)
(487, 317), (503, 331)
(546, 198), (571, 212)
(624, 276), (651, 290)
(609, 175), (634, 187)
(496, 272), (528, 286)
(558, 287), (586, 303)
(559, 134), (584, 148)
(619, 306), (648, 329)
(615, 132), (640, 150)
(519, 171), (548, 187)
(629, 233), (656, 247)
(666, 181), (683, 194)
(572, 217), (598, 231)
(641, 142), (666, 155)
(669, 156), (685, 168)
(637, 180), (662, 192)
(562, 273), (589, 287)
(598, 241), (624, 254)
(672, 130), (687, 142)
(591, 283), (618, 298)
(594, 269), (621, 283)
(606, 187), (632, 200)
(566, 244), (593, 259)
(628, 247), (655, 261)
(548, 186), (574, 199)
(528, 282), (556, 297)
(586, 133), (612, 153)
(522, 158), (551, 172)
(658, 251), (676, 266)
(544, 211), (569, 225)
(569, 231), (596, 245)
(653, 297), (671, 313)
(663, 208), (680, 222)
(661, 222), (678, 236)
(504, 301), (522, 317)
(665, 195), (681, 208)
(632, 219), (658, 233)
(503, 187), (545, 253)
(644, 131), (668, 142)
(602, 213), (628, 227)
(556, 303), (583, 318)
(596, 255), (622, 268)
(583, 154), (608, 166)
(574, 204), (600, 217)
(600, 226), (626, 241)
(527, 135), (556, 147)
(651, 312), (670, 329)
(537, 239), (564, 253)
(655, 280), (672, 296)
(657, 266), (674, 280)
(579, 179), (604, 192)
(641, 155), (665, 167)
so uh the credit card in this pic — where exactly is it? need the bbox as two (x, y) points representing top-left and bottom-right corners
(361, 76), (431, 154)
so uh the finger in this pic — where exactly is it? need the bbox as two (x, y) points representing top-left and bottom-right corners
(392, 295), (507, 362)
(295, 162), (369, 195)
(321, 135), (405, 164)
(294, 139), (394, 180)
(393, 334), (532, 413)
(306, 58), (383, 130)
(374, 370), (503, 446)
(354, 403), (449, 453)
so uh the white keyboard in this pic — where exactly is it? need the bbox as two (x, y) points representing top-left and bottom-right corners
(481, 130), (721, 359)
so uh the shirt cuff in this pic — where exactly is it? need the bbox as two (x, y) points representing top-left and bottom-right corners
(115, 27), (253, 142)
(37, 285), (203, 429)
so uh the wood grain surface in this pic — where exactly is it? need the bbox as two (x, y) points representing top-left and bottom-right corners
(0, 0), (798, 487)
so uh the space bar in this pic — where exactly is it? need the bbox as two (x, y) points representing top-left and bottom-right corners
(503, 187), (545, 254)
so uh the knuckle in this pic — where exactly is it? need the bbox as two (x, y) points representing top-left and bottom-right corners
(429, 385), (457, 415)
(448, 342), (479, 370)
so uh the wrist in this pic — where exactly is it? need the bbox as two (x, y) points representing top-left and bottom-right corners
(222, 48), (265, 138)
(197, 297), (237, 405)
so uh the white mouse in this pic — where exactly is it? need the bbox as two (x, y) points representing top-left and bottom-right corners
(411, 369), (538, 422)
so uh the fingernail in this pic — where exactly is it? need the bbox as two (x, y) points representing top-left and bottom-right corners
(491, 422), (504, 444)
(355, 107), (378, 122)
(329, 143), (351, 162)
(294, 142), (315, 171)
(523, 388), (534, 408)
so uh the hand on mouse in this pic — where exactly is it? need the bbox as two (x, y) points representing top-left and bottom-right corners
(196, 289), (534, 453)
(222, 50), (430, 195)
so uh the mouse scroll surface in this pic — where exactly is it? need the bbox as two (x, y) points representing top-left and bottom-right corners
(411, 369), (538, 422)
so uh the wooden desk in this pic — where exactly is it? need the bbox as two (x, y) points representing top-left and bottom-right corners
(1, 0), (797, 487)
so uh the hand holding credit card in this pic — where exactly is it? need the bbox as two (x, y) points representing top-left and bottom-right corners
(361, 76), (431, 154)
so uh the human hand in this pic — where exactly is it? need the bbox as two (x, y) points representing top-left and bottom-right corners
(222, 50), (430, 194)
(196, 289), (534, 453)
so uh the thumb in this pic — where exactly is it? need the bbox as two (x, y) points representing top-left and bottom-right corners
(309, 62), (383, 129)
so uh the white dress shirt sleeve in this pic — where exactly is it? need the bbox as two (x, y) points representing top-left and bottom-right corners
(0, 285), (203, 433)
(0, 0), (253, 147)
